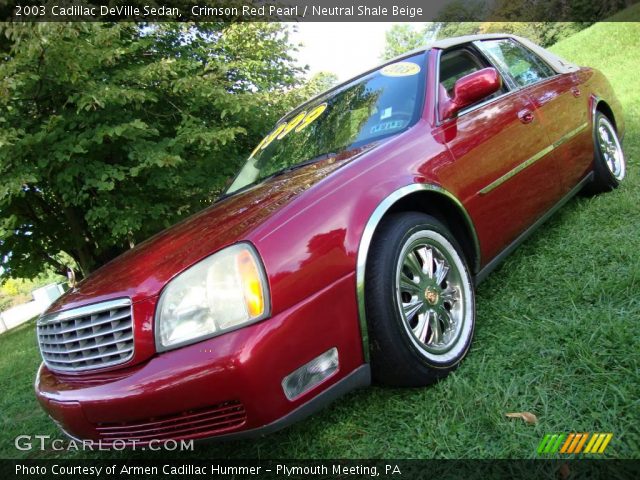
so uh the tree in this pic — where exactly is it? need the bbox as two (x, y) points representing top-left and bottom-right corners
(0, 22), (304, 278)
(306, 72), (339, 95)
(477, 21), (584, 47)
(427, 0), (589, 45)
(381, 24), (427, 60)
(0, 269), (64, 312)
(482, 0), (592, 46)
(428, 0), (486, 39)
(294, 72), (339, 101)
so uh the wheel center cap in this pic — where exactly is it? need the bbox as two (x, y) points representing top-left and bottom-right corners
(424, 288), (439, 305)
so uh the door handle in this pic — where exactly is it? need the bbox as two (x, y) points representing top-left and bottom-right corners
(571, 87), (581, 97)
(518, 109), (534, 124)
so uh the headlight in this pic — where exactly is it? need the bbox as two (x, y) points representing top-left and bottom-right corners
(155, 243), (270, 351)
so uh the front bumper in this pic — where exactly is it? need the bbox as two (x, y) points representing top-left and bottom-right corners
(35, 274), (368, 443)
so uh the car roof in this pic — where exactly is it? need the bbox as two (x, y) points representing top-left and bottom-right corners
(388, 33), (521, 59)
(278, 34), (578, 123)
(385, 33), (578, 74)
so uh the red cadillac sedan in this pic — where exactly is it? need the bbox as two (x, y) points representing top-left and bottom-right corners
(35, 34), (626, 443)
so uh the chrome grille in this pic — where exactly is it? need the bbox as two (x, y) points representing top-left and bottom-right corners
(37, 298), (134, 372)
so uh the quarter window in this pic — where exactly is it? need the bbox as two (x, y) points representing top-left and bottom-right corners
(478, 39), (555, 88)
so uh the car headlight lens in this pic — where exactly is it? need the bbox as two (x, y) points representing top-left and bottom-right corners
(155, 243), (270, 351)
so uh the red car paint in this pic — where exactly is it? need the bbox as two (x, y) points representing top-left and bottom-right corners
(35, 36), (624, 443)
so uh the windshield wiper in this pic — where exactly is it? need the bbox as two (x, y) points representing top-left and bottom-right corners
(265, 152), (337, 181)
(217, 143), (377, 203)
(214, 153), (336, 204)
(264, 142), (378, 182)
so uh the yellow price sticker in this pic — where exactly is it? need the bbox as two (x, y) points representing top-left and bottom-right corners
(277, 111), (307, 140)
(380, 62), (421, 77)
(260, 123), (287, 151)
(252, 102), (328, 155)
(294, 103), (327, 133)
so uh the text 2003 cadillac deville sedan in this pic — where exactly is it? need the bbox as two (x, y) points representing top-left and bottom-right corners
(35, 34), (626, 443)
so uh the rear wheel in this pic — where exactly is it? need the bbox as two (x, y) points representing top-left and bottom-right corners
(365, 212), (475, 387)
(585, 111), (626, 194)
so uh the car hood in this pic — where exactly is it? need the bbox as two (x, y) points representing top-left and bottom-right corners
(46, 151), (368, 313)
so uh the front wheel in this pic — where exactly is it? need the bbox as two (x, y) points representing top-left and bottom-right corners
(365, 212), (475, 387)
(585, 112), (626, 194)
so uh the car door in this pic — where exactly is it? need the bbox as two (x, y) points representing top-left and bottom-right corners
(476, 38), (592, 196)
(432, 44), (562, 263)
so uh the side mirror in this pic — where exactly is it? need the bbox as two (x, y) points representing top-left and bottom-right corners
(440, 67), (502, 120)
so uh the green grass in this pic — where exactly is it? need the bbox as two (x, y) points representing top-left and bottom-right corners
(0, 319), (60, 458)
(1, 14), (639, 459)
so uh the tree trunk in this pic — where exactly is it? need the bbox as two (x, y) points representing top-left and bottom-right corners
(62, 206), (98, 277)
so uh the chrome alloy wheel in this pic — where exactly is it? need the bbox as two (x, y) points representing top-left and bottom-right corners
(395, 230), (473, 363)
(597, 116), (625, 181)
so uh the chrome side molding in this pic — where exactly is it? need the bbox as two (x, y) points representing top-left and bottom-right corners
(479, 122), (588, 195)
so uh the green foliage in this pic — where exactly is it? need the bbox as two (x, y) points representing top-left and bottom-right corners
(0, 12), (639, 460)
(0, 270), (64, 312)
(428, 0), (485, 40)
(477, 22), (583, 47)
(304, 72), (339, 97)
(0, 296), (12, 312)
(382, 14), (589, 58)
(0, 22), (304, 278)
(424, 0), (627, 47)
(432, 21), (482, 41)
(381, 24), (427, 60)
(429, 19), (586, 49)
(380, 1), (632, 58)
(284, 71), (340, 108)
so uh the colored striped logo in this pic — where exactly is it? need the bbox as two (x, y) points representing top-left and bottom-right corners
(537, 433), (613, 455)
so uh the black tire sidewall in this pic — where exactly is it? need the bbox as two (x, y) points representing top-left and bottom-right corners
(590, 112), (624, 192)
(365, 212), (475, 385)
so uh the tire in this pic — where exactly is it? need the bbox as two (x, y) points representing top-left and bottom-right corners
(365, 212), (475, 387)
(584, 111), (626, 194)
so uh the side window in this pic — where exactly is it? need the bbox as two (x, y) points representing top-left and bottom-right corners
(440, 49), (484, 96)
(439, 47), (507, 103)
(478, 39), (556, 88)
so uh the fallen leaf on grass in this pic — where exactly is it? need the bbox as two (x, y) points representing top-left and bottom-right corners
(558, 463), (571, 480)
(505, 412), (538, 424)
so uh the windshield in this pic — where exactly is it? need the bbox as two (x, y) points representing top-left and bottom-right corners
(226, 53), (427, 194)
